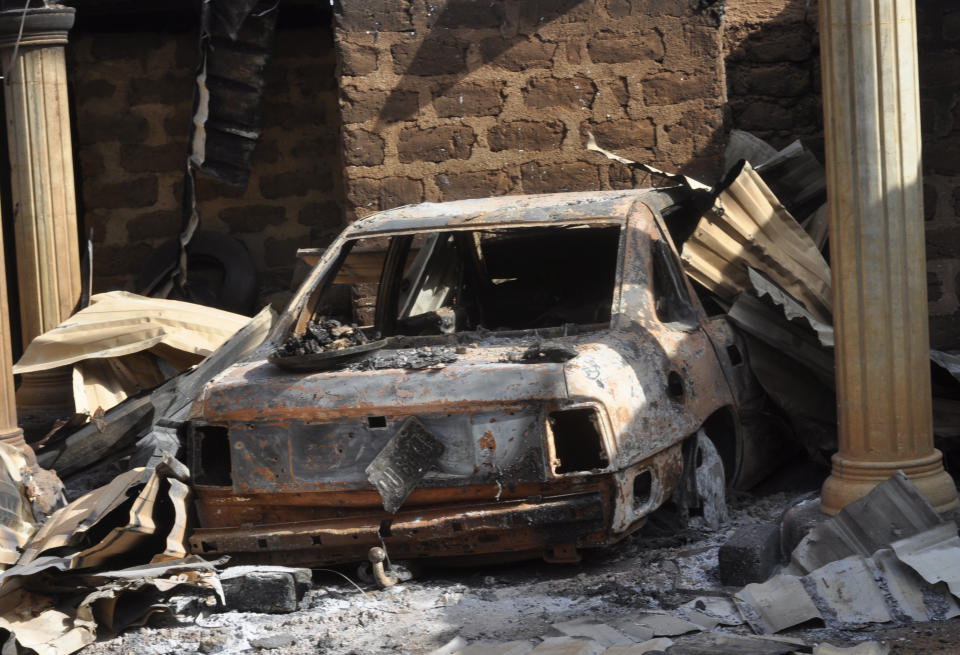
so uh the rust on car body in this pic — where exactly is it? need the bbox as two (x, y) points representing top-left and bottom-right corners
(186, 189), (748, 567)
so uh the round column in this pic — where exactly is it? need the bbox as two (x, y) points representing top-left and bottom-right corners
(819, 0), (958, 513)
(0, 5), (81, 346)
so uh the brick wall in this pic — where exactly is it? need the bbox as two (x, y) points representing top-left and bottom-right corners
(918, 0), (960, 349)
(723, 0), (822, 151)
(68, 12), (344, 299)
(332, 0), (728, 220)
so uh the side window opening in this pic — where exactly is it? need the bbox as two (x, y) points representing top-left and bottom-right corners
(286, 236), (393, 352)
(651, 237), (698, 328)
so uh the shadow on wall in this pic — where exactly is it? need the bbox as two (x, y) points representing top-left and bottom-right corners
(376, 0), (589, 126)
(336, 0), (731, 208)
(916, 0), (960, 349)
(723, 0), (822, 155)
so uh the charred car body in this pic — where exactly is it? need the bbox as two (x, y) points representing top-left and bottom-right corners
(186, 189), (767, 566)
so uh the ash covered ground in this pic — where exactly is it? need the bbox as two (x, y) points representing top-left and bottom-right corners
(78, 482), (960, 655)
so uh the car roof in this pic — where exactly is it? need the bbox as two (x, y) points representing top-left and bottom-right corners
(343, 188), (670, 236)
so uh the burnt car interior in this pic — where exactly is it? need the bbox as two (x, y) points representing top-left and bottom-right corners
(302, 225), (623, 341)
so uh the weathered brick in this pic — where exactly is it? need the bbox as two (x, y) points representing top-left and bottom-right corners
(341, 86), (418, 124)
(126, 209), (180, 241)
(924, 183), (937, 221)
(347, 177), (381, 214)
(435, 170), (513, 200)
(479, 37), (557, 72)
(663, 107), (721, 150)
(77, 112), (149, 145)
(380, 177), (423, 209)
(744, 28), (813, 63)
(90, 32), (165, 61)
(521, 161), (600, 193)
(487, 120), (565, 152)
(923, 140), (960, 176)
(391, 38), (469, 76)
(335, 0), (413, 32)
(608, 162), (635, 190)
(433, 82), (505, 118)
(732, 63), (811, 98)
(298, 201), (342, 227)
(733, 101), (797, 132)
(339, 42), (378, 76)
(119, 143), (186, 174)
(290, 61), (338, 97)
(290, 133), (340, 159)
(678, 24), (722, 60)
(523, 75), (597, 110)
(76, 79), (116, 100)
(931, 315), (960, 350)
(588, 31), (664, 64)
(343, 128), (385, 166)
(926, 227), (960, 259)
(397, 125), (474, 163)
(163, 111), (191, 139)
(95, 243), (155, 276)
(252, 138), (282, 164)
(259, 171), (331, 199)
(518, 0), (597, 28)
(219, 205), (287, 233)
(587, 118), (655, 150)
(89, 177), (159, 209)
(310, 222), (344, 247)
(606, 0), (631, 19)
(128, 73), (193, 106)
(610, 76), (630, 109)
(78, 149), (105, 178)
(263, 98), (331, 128)
(198, 177), (246, 200)
(263, 236), (303, 269)
(427, 0), (504, 29)
(643, 71), (716, 105)
(629, 0), (688, 17)
(929, 270), (944, 302)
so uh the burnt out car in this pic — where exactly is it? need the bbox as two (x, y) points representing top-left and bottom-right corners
(186, 189), (765, 567)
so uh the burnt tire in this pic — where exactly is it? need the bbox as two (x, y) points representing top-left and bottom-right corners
(136, 230), (258, 316)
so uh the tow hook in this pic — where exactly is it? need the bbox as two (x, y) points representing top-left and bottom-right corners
(368, 546), (399, 588)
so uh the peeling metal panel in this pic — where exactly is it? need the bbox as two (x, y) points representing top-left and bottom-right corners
(807, 556), (892, 625)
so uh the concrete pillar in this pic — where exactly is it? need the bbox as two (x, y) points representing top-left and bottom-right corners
(819, 0), (958, 513)
(0, 5), (81, 347)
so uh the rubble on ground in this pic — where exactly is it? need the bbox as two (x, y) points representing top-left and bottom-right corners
(5, 129), (960, 654)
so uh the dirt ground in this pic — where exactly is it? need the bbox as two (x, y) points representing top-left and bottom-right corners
(75, 475), (960, 655)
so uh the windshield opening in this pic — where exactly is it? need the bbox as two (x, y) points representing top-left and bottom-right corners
(296, 225), (621, 343)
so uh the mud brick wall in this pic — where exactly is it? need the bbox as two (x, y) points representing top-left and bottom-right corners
(333, 0), (727, 220)
(723, 0), (822, 151)
(919, 0), (960, 349)
(68, 18), (344, 298)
